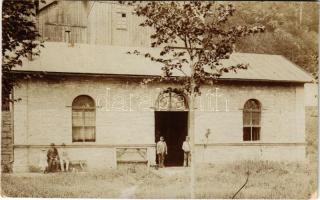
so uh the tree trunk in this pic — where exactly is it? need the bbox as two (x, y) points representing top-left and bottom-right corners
(188, 59), (196, 198)
(188, 93), (196, 198)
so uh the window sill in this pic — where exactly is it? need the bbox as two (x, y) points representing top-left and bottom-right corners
(72, 141), (96, 144)
(116, 27), (127, 30)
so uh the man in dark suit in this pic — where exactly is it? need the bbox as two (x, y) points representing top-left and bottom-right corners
(47, 143), (59, 172)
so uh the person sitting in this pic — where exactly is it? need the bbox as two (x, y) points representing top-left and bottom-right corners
(39, 149), (48, 173)
(59, 143), (70, 172)
(47, 143), (59, 172)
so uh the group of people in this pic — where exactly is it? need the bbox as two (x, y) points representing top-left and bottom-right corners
(45, 137), (191, 171)
(45, 143), (70, 173)
(156, 136), (191, 168)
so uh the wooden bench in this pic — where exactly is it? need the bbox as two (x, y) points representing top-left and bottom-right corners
(116, 147), (148, 166)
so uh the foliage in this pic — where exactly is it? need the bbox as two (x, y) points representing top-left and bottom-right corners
(126, 2), (265, 95)
(2, 0), (44, 104)
(230, 2), (318, 79)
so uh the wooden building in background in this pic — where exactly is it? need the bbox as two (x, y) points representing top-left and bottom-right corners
(37, 1), (152, 46)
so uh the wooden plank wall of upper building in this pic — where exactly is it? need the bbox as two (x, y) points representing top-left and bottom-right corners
(37, 1), (152, 47)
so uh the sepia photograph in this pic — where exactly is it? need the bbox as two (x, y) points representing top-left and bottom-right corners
(1, 0), (319, 199)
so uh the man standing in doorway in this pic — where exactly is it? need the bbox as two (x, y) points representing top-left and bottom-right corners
(156, 136), (167, 168)
(182, 136), (191, 167)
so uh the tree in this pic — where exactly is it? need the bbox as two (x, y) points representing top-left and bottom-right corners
(126, 2), (265, 197)
(230, 2), (318, 79)
(2, 0), (43, 106)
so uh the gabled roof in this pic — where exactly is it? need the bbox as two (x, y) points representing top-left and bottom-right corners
(17, 42), (313, 83)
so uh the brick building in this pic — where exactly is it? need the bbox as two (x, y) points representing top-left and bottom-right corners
(4, 1), (314, 172)
(10, 42), (312, 172)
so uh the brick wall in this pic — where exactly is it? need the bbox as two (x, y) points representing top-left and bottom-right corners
(1, 111), (13, 172)
(194, 83), (305, 144)
(13, 78), (159, 146)
(193, 83), (306, 162)
(12, 77), (307, 171)
(13, 77), (161, 171)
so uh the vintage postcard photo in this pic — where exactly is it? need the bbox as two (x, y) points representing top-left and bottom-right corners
(1, 1), (318, 199)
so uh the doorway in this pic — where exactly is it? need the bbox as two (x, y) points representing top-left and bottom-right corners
(155, 111), (188, 166)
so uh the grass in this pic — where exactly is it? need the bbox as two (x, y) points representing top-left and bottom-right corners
(1, 164), (190, 198)
(2, 166), (131, 198)
(135, 168), (190, 198)
(306, 106), (318, 164)
(1, 165), (149, 198)
(1, 161), (316, 199)
(195, 161), (317, 199)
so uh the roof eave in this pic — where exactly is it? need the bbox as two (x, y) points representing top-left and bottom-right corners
(11, 70), (312, 84)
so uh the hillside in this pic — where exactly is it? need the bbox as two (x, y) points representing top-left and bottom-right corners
(229, 2), (318, 79)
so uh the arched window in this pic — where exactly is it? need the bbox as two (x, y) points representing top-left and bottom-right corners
(72, 95), (96, 142)
(243, 99), (261, 141)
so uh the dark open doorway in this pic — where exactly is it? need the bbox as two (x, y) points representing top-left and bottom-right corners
(155, 111), (188, 166)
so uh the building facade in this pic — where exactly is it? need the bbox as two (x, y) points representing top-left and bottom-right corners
(11, 43), (312, 172)
(7, 1), (314, 172)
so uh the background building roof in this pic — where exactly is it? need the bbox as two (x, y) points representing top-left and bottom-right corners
(38, 0), (57, 11)
(17, 42), (313, 83)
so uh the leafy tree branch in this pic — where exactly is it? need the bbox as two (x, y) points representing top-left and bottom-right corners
(126, 2), (265, 95)
(2, 0), (44, 104)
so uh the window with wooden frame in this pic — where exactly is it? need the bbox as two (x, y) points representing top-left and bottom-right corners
(243, 99), (261, 141)
(72, 95), (96, 142)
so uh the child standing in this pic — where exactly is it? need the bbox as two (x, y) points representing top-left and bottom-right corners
(156, 136), (167, 168)
(182, 136), (191, 167)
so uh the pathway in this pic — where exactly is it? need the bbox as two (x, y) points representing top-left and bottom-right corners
(118, 166), (189, 198)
